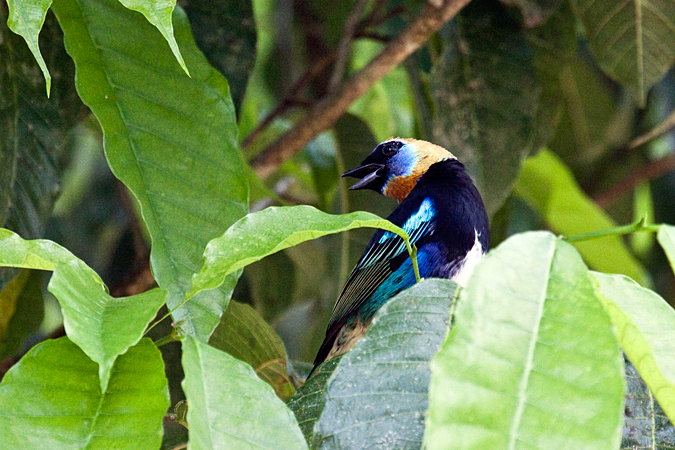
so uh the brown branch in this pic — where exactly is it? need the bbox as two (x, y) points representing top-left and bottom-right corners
(594, 154), (675, 209)
(250, 0), (471, 179)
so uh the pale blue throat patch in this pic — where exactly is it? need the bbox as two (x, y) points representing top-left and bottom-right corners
(387, 143), (418, 178)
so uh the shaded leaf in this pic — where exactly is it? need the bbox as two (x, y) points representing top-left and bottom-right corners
(180, 0), (256, 112)
(0, 228), (167, 388)
(181, 336), (308, 450)
(288, 357), (342, 445)
(50, 0), (249, 341)
(118, 0), (189, 75)
(658, 224), (675, 275)
(622, 356), (675, 449)
(431, 0), (540, 217)
(0, 337), (169, 449)
(314, 279), (457, 450)
(425, 232), (625, 450)
(0, 269), (44, 359)
(514, 149), (648, 285)
(593, 272), (675, 425)
(6, 0), (52, 94)
(188, 206), (413, 299)
(570, 0), (675, 105)
(209, 300), (295, 401)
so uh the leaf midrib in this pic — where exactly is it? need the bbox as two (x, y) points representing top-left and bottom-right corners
(506, 241), (556, 449)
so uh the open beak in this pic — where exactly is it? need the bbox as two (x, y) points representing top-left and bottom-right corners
(341, 163), (385, 190)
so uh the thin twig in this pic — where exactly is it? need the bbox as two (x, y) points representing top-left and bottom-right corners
(563, 217), (660, 243)
(329, 0), (370, 92)
(250, 0), (472, 179)
(594, 154), (675, 208)
(628, 109), (675, 150)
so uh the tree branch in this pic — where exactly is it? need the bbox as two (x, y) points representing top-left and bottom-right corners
(250, 0), (471, 179)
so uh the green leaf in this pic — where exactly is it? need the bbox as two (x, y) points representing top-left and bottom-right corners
(425, 232), (625, 450)
(570, 0), (675, 106)
(117, 0), (189, 76)
(431, 1), (540, 217)
(622, 356), (675, 449)
(188, 206), (413, 299)
(50, 0), (249, 341)
(593, 272), (675, 425)
(6, 0), (53, 95)
(0, 337), (169, 449)
(658, 224), (675, 275)
(514, 149), (648, 285)
(311, 279), (457, 449)
(0, 269), (44, 359)
(288, 357), (342, 445)
(0, 228), (167, 388)
(181, 336), (308, 450)
(209, 300), (295, 401)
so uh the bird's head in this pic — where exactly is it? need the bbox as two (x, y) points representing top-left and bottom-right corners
(342, 138), (456, 202)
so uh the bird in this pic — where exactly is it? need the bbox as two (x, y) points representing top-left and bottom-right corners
(310, 138), (489, 375)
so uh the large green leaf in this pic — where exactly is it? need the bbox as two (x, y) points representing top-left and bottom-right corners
(181, 336), (308, 450)
(0, 228), (167, 388)
(50, 0), (249, 340)
(305, 279), (457, 449)
(431, 0), (540, 217)
(0, 337), (169, 449)
(622, 356), (675, 449)
(188, 206), (413, 299)
(425, 232), (625, 450)
(593, 272), (675, 425)
(209, 300), (295, 401)
(570, 0), (675, 105)
(6, 0), (53, 94)
(514, 149), (648, 285)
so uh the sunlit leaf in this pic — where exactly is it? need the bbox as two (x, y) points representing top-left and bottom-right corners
(6, 0), (52, 94)
(593, 272), (675, 425)
(0, 228), (167, 388)
(570, 0), (675, 105)
(188, 206), (412, 299)
(658, 224), (675, 275)
(425, 232), (625, 450)
(51, 0), (249, 341)
(181, 336), (308, 450)
(514, 149), (648, 285)
(209, 300), (295, 401)
(431, 0), (540, 217)
(0, 337), (169, 449)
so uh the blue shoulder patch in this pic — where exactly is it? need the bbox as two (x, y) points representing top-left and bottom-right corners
(379, 198), (435, 244)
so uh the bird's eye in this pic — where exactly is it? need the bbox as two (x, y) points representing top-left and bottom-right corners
(381, 141), (403, 157)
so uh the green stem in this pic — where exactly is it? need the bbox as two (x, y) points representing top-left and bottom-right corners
(563, 217), (661, 243)
(154, 332), (178, 347)
(405, 240), (421, 283)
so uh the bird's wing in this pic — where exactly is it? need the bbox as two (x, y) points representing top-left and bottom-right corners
(328, 199), (436, 332)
